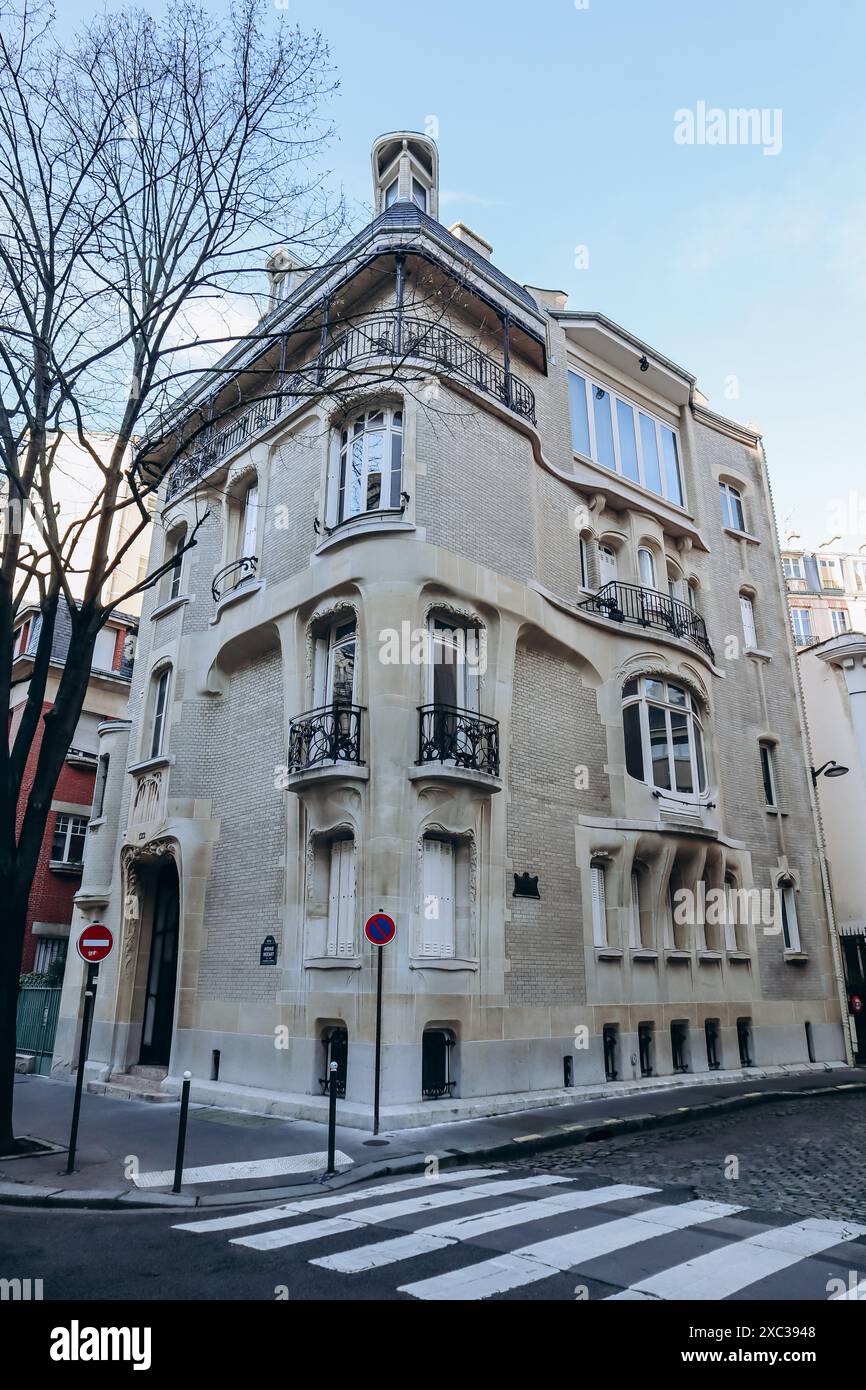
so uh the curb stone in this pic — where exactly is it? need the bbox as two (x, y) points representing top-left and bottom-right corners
(2, 1079), (864, 1210)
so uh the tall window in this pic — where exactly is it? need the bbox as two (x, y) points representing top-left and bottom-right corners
(167, 528), (186, 601)
(51, 813), (88, 866)
(91, 627), (116, 672)
(579, 535), (590, 588)
(622, 676), (708, 796)
(740, 593), (758, 649)
(831, 609), (851, 634)
(327, 837), (356, 957)
(240, 479), (259, 559)
(638, 547), (657, 589)
(590, 863), (608, 947)
(427, 618), (480, 712)
(759, 741), (778, 808)
(93, 753), (110, 820)
(598, 543), (618, 588)
(568, 371), (684, 506)
(320, 619), (356, 705)
(421, 837), (456, 958)
(791, 608), (814, 644)
(818, 557), (842, 590)
(719, 481), (746, 532)
(384, 178), (399, 208)
(411, 178), (427, 211)
(779, 879), (801, 952)
(724, 874), (740, 952)
(337, 407), (403, 522)
(628, 870), (643, 948)
(149, 669), (170, 758)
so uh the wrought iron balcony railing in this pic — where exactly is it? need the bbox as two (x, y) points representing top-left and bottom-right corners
(578, 580), (714, 660)
(164, 313), (536, 501)
(417, 703), (500, 777)
(211, 555), (258, 603)
(288, 702), (365, 771)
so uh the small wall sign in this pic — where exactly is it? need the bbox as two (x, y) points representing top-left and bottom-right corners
(259, 935), (278, 966)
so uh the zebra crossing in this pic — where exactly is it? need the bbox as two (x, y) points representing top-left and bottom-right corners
(172, 1166), (866, 1300)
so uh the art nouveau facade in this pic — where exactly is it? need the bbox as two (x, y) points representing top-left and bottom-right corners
(55, 133), (849, 1125)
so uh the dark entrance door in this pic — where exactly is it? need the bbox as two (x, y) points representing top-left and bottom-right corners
(140, 864), (179, 1066)
(843, 938), (866, 1061)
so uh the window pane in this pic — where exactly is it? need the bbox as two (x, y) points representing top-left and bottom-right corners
(638, 549), (656, 588)
(568, 372), (591, 457)
(366, 429), (383, 509)
(616, 400), (640, 482)
(645, 678), (665, 701)
(640, 414), (662, 494)
(592, 388), (615, 470)
(389, 428), (403, 508)
(51, 816), (68, 861)
(623, 702), (644, 780)
(661, 428), (683, 505)
(648, 705), (671, 789)
(694, 723), (707, 792)
(760, 745), (776, 805)
(623, 678), (639, 699)
(670, 711), (694, 793)
(330, 631), (356, 704)
(667, 683), (687, 707)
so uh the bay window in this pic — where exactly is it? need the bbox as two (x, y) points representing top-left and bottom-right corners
(568, 370), (684, 507)
(622, 676), (708, 797)
(334, 406), (403, 524)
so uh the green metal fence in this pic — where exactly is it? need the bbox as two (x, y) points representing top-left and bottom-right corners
(16, 986), (62, 1075)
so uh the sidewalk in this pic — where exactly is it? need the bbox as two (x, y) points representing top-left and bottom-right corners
(2, 1063), (863, 1209)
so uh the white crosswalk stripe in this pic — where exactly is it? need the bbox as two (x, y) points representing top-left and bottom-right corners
(172, 1168), (503, 1235)
(608, 1217), (866, 1301)
(171, 1166), (866, 1302)
(230, 1175), (573, 1251)
(398, 1199), (742, 1301)
(311, 1183), (656, 1273)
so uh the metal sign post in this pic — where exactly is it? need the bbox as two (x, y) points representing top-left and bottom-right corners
(65, 924), (114, 1174)
(364, 913), (396, 1137)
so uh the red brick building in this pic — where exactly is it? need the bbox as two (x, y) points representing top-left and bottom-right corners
(11, 607), (137, 973)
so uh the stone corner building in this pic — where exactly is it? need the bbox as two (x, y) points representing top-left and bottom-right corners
(55, 132), (849, 1125)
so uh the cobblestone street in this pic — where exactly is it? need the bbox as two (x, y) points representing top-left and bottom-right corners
(508, 1094), (866, 1224)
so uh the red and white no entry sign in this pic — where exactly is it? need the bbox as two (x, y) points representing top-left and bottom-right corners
(77, 922), (114, 964)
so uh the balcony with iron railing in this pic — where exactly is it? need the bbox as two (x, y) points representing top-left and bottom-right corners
(285, 703), (367, 789)
(211, 556), (259, 604)
(164, 311), (536, 502)
(412, 704), (501, 789)
(578, 581), (715, 662)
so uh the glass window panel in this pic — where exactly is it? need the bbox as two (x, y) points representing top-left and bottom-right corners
(593, 388), (615, 470)
(568, 372), (591, 457)
(640, 414), (662, 494)
(329, 631), (356, 704)
(667, 683), (687, 707)
(348, 438), (364, 516)
(638, 548), (656, 588)
(661, 428), (683, 505)
(645, 678), (665, 701)
(648, 705), (671, 789)
(694, 724), (707, 792)
(670, 710), (694, 792)
(389, 429), (403, 508)
(623, 678), (639, 699)
(366, 430), (383, 509)
(616, 400), (640, 482)
(623, 703), (644, 780)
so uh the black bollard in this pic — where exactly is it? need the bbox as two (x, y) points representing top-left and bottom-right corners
(172, 1071), (192, 1193)
(326, 1060), (338, 1175)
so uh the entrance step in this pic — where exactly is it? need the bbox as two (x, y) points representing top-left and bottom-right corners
(128, 1065), (168, 1082)
(87, 1069), (174, 1103)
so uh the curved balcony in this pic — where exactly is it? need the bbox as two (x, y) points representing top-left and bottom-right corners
(286, 703), (366, 790)
(211, 556), (258, 604)
(578, 581), (714, 661)
(164, 312), (536, 502)
(413, 703), (501, 790)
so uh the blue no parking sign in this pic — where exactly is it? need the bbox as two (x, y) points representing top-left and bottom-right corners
(364, 913), (397, 946)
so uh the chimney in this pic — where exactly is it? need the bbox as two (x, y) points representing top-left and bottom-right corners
(449, 222), (493, 261)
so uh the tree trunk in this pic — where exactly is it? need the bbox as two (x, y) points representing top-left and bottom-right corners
(0, 888), (27, 1153)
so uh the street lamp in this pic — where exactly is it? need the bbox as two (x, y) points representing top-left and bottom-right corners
(811, 760), (849, 785)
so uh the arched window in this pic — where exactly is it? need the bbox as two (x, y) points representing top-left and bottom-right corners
(597, 542), (618, 588)
(637, 547), (656, 589)
(740, 592), (758, 649)
(163, 524), (186, 603)
(622, 676), (708, 796)
(337, 406), (403, 522)
(148, 667), (171, 759)
(719, 480), (746, 532)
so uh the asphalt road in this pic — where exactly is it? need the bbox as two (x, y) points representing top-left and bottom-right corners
(3, 1095), (865, 1303)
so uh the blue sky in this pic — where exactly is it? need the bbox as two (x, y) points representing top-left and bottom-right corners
(61, 0), (866, 547)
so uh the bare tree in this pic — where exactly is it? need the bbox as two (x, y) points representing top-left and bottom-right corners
(0, 0), (341, 1150)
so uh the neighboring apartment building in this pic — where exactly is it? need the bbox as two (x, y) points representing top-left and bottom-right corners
(12, 606), (138, 973)
(55, 133), (847, 1125)
(781, 542), (866, 648)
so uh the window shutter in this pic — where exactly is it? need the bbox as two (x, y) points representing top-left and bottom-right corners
(325, 434), (341, 529)
(591, 865), (607, 947)
(327, 839), (356, 957)
(740, 595), (757, 648)
(422, 839), (455, 957)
